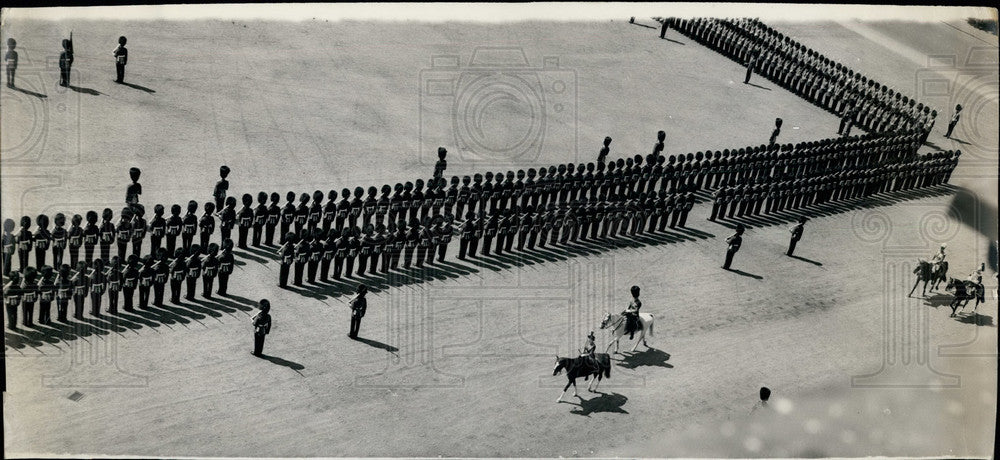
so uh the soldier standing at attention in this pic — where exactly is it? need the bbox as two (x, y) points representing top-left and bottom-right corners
(252, 192), (268, 248)
(181, 201), (199, 254)
(152, 250), (169, 307)
(15, 216), (33, 272)
(598, 136), (612, 166)
(218, 197), (236, 245)
(278, 233), (295, 288)
(723, 224), (745, 270)
(38, 265), (55, 324)
(347, 284), (368, 339)
(201, 243), (219, 299)
(20, 267), (38, 327)
(292, 232), (309, 286)
(434, 147), (448, 180)
(184, 246), (202, 302)
(5, 38), (17, 88)
(116, 207), (134, 260)
(769, 118), (782, 147)
(59, 34), (73, 87)
(165, 205), (183, 256)
(214, 166), (231, 213)
(787, 216), (807, 256)
(149, 205), (166, 257)
(944, 104), (962, 138)
(252, 299), (272, 357)
(113, 36), (128, 84)
(105, 257), (121, 314)
(123, 255), (141, 310)
(217, 239), (235, 296)
(2, 219), (14, 276)
(236, 194), (254, 250)
(34, 214), (52, 268)
(279, 191), (296, 245)
(265, 192), (281, 246)
(744, 49), (758, 85)
(55, 265), (73, 322)
(4, 272), (21, 329)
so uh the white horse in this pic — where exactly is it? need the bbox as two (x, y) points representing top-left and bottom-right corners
(600, 312), (654, 353)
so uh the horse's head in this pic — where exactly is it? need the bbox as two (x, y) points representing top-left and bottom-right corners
(945, 278), (958, 291)
(553, 356), (566, 376)
(599, 313), (612, 329)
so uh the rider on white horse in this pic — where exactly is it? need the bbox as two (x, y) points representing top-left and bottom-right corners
(931, 244), (946, 273)
(622, 285), (642, 340)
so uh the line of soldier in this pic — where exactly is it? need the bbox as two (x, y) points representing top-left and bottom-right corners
(270, 186), (700, 288)
(3, 236), (236, 331)
(1, 199), (241, 277)
(666, 17), (938, 139)
(710, 149), (960, 221)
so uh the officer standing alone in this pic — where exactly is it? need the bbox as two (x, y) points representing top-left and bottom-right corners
(348, 283), (368, 339)
(787, 216), (807, 256)
(723, 224), (745, 270)
(113, 36), (128, 83)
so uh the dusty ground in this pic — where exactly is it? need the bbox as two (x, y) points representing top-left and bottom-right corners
(2, 17), (997, 458)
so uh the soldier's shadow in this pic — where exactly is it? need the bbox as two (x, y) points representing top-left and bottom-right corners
(119, 81), (156, 93)
(68, 85), (101, 96)
(9, 85), (47, 98)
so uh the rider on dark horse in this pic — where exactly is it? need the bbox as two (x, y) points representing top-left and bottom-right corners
(581, 331), (597, 367)
(622, 285), (642, 340)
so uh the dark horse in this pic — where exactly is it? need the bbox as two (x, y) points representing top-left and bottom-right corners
(909, 260), (948, 297)
(945, 277), (985, 317)
(553, 354), (611, 402)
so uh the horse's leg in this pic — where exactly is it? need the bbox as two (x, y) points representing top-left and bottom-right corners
(587, 374), (595, 392)
(572, 380), (578, 397)
(593, 373), (602, 392)
(558, 380), (572, 402)
(950, 300), (958, 316)
(908, 279), (919, 297)
(631, 329), (641, 352)
(922, 280), (928, 297)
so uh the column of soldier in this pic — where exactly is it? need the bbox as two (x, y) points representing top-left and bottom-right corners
(3, 168), (239, 331)
(668, 17), (938, 139)
(707, 132), (961, 221)
(267, 139), (712, 290)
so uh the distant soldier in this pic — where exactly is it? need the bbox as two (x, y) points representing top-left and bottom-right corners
(362, 187), (377, 229)
(944, 104), (962, 138)
(769, 118), (782, 147)
(743, 49), (758, 84)
(295, 192), (310, 238)
(279, 191), (296, 244)
(113, 36), (128, 83)
(787, 216), (807, 256)
(115, 207), (134, 260)
(434, 147), (448, 179)
(201, 243), (219, 298)
(336, 188), (352, 234)
(236, 194), (254, 249)
(184, 246), (202, 301)
(265, 192), (281, 246)
(152, 248), (169, 307)
(251, 299), (272, 356)
(598, 136), (612, 166)
(20, 267), (38, 327)
(59, 34), (74, 87)
(56, 264), (73, 321)
(252, 192), (268, 247)
(308, 228), (323, 283)
(218, 197), (236, 245)
(70, 261), (88, 319)
(15, 216), (33, 272)
(123, 255), (141, 310)
(165, 204), (183, 256)
(105, 257), (121, 314)
(308, 190), (324, 235)
(723, 224), (745, 270)
(357, 225), (373, 276)
(3, 219), (16, 276)
(34, 214), (52, 268)
(138, 255), (154, 308)
(323, 190), (339, 233)
(88, 259), (107, 316)
(349, 187), (364, 231)
(149, 205), (166, 257)
(4, 272), (21, 329)
(214, 166), (231, 213)
(321, 229), (338, 281)
(38, 265), (55, 324)
(403, 219), (419, 268)
(217, 239), (235, 296)
(167, 248), (186, 305)
(347, 284), (368, 339)
(126, 167), (143, 210)
(4, 38), (17, 88)
(278, 233), (295, 288)
(293, 232), (309, 286)
(181, 201), (199, 253)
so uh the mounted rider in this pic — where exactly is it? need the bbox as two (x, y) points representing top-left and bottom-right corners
(930, 244), (947, 275)
(581, 331), (597, 367)
(622, 285), (642, 340)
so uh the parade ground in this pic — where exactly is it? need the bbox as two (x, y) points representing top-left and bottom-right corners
(3, 11), (998, 458)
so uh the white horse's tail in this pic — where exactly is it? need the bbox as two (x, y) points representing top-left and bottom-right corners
(647, 314), (654, 337)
